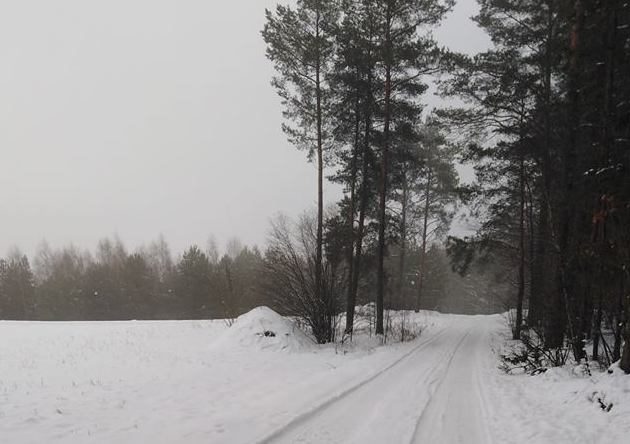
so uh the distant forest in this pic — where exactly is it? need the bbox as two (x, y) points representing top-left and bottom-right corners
(0, 228), (504, 323)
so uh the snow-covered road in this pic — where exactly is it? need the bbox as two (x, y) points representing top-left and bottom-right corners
(261, 317), (493, 444)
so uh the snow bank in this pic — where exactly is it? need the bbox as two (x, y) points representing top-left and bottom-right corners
(212, 306), (314, 352)
(485, 317), (630, 444)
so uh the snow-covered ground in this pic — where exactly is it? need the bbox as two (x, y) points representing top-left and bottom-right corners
(0, 308), (627, 443)
(487, 319), (630, 444)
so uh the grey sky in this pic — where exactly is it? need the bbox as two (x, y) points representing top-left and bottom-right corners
(0, 0), (488, 257)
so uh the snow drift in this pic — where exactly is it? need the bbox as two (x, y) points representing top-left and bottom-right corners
(212, 306), (314, 352)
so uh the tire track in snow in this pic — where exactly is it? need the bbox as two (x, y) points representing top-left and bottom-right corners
(255, 322), (454, 444)
(408, 328), (471, 443)
(472, 321), (496, 444)
(410, 320), (493, 444)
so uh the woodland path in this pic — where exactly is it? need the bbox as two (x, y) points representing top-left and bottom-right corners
(259, 316), (494, 444)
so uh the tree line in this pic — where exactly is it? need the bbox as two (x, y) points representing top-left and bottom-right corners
(0, 236), (264, 321)
(0, 231), (498, 324)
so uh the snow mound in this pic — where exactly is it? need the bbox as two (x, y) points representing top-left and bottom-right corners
(213, 306), (314, 352)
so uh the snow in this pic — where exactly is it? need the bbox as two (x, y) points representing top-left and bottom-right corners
(0, 308), (628, 443)
(211, 306), (315, 352)
(485, 316), (630, 444)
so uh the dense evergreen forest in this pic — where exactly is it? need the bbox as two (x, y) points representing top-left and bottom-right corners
(1, 0), (629, 373)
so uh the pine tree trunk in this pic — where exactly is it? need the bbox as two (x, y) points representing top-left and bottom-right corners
(529, 196), (547, 328)
(397, 169), (408, 307)
(514, 149), (526, 340)
(346, 21), (374, 334)
(592, 287), (603, 361)
(621, 274), (630, 372)
(531, 3), (554, 330)
(376, 7), (392, 336)
(348, 132), (370, 331)
(553, 0), (584, 361)
(526, 179), (538, 327)
(376, 142), (387, 335)
(314, 9), (325, 337)
(614, 276), (625, 361)
(621, 329), (630, 373)
(580, 280), (593, 343)
(344, 83), (362, 335)
(416, 168), (432, 312)
(601, 0), (617, 166)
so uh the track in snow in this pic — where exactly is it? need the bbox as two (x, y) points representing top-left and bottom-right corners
(411, 319), (493, 444)
(259, 317), (493, 444)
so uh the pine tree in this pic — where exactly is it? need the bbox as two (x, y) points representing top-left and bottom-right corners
(371, 0), (453, 334)
(176, 246), (211, 319)
(328, 0), (379, 334)
(409, 121), (459, 311)
(262, 0), (340, 325)
(0, 253), (35, 319)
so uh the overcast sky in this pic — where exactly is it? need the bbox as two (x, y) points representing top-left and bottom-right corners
(0, 0), (489, 258)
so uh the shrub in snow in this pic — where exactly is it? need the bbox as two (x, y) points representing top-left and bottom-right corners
(384, 310), (423, 343)
(499, 328), (570, 374)
(262, 213), (342, 344)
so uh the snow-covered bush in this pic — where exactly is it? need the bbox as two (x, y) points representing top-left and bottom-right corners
(262, 213), (343, 343)
(500, 328), (570, 374)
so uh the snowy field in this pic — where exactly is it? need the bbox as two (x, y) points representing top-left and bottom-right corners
(0, 308), (628, 443)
